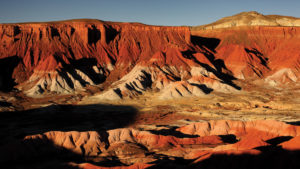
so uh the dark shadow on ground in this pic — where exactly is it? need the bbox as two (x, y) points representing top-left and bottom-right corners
(0, 103), (138, 168)
(287, 121), (300, 126)
(266, 136), (293, 145)
(0, 104), (138, 142)
(147, 135), (300, 169)
(191, 36), (220, 53)
(147, 146), (300, 169)
(194, 147), (300, 169)
(190, 83), (213, 94)
(104, 25), (119, 44)
(1, 104), (299, 169)
(244, 48), (269, 69)
(69, 58), (107, 84)
(218, 134), (239, 144)
(182, 35), (241, 90)
(1, 137), (82, 169)
(54, 55), (107, 87)
(149, 126), (199, 138)
(0, 101), (12, 107)
(0, 55), (20, 92)
(88, 25), (101, 45)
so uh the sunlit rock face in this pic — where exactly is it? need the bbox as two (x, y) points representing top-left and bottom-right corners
(0, 15), (299, 98)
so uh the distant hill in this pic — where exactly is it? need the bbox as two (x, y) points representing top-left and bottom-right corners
(192, 11), (300, 30)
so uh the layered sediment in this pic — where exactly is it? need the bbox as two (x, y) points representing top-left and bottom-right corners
(0, 16), (299, 99)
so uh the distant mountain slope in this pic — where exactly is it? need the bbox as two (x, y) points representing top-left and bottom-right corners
(193, 11), (300, 30)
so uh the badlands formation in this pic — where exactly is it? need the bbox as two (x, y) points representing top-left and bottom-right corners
(1, 12), (300, 168)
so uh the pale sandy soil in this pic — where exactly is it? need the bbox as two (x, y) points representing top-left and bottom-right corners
(2, 83), (300, 128)
(79, 85), (300, 128)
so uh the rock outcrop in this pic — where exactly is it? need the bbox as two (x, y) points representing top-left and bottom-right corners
(0, 13), (299, 99)
(1, 120), (300, 168)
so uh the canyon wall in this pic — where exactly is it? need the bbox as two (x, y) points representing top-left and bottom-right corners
(0, 19), (299, 98)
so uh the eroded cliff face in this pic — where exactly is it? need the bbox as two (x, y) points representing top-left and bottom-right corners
(0, 21), (194, 97)
(192, 26), (300, 83)
(0, 19), (299, 98)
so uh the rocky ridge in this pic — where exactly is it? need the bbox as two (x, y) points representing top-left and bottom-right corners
(0, 13), (300, 99)
(193, 11), (300, 30)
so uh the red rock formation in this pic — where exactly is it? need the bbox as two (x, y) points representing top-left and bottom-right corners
(192, 26), (300, 80)
(1, 120), (300, 168)
(0, 21), (195, 96)
(0, 18), (299, 97)
(280, 135), (300, 150)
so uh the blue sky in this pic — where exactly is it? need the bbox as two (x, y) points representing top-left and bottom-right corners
(1, 0), (300, 26)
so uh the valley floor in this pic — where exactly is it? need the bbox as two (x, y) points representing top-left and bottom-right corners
(1, 85), (300, 169)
